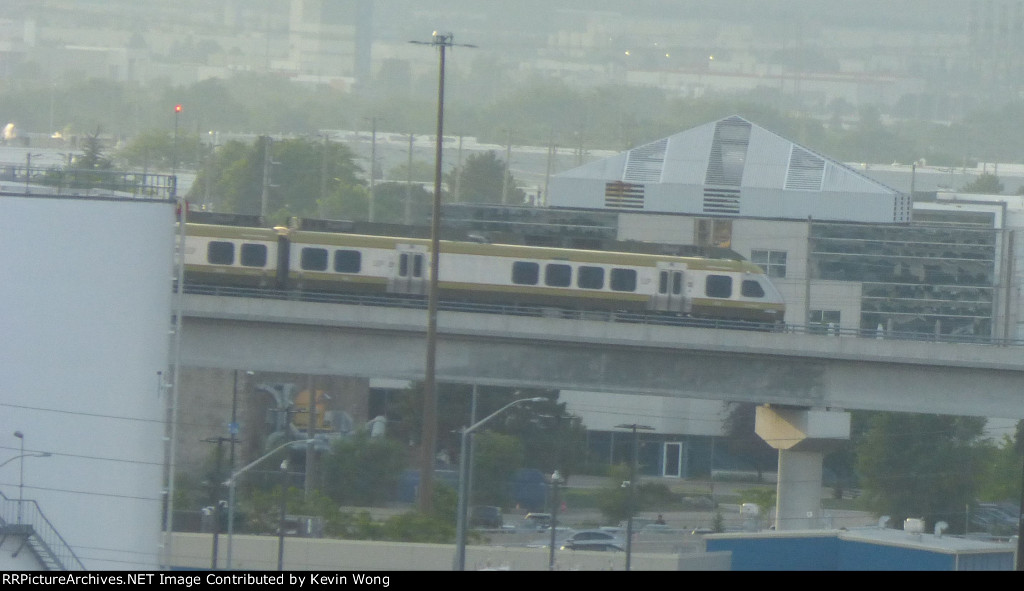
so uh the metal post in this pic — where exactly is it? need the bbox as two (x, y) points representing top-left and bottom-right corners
(453, 397), (544, 570)
(277, 459), (288, 571)
(410, 32), (475, 514)
(1017, 449), (1024, 570)
(368, 118), (378, 222)
(225, 439), (313, 571)
(14, 431), (24, 524)
(226, 370), (240, 569)
(548, 470), (562, 570)
(615, 423), (654, 571)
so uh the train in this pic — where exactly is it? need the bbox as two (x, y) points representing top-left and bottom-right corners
(180, 221), (786, 324)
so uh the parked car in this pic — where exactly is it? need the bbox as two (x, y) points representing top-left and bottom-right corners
(562, 540), (625, 552)
(560, 530), (624, 546)
(469, 505), (504, 529)
(520, 512), (552, 531)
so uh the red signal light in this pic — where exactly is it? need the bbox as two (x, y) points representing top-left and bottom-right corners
(175, 104), (182, 113)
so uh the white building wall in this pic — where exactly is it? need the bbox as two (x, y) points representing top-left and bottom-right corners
(0, 196), (174, 570)
(559, 391), (728, 437)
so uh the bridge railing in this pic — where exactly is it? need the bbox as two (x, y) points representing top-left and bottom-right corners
(180, 283), (1024, 348)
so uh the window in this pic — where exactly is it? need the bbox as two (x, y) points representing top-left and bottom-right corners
(577, 266), (604, 290)
(334, 249), (361, 273)
(809, 310), (840, 334)
(751, 249), (787, 278)
(705, 275), (733, 298)
(672, 272), (683, 295)
(545, 263), (572, 287)
(207, 241), (234, 265)
(741, 279), (765, 298)
(240, 244), (268, 267)
(610, 269), (637, 292)
(301, 247), (329, 271)
(695, 219), (733, 247)
(512, 261), (539, 285)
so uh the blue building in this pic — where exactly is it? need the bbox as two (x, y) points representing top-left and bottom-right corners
(704, 528), (1016, 571)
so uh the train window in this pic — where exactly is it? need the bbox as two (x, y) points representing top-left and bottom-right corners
(672, 272), (683, 295)
(412, 254), (423, 278)
(300, 247), (329, 271)
(207, 241), (234, 265)
(399, 253), (408, 276)
(705, 275), (733, 298)
(240, 244), (268, 267)
(658, 272), (668, 294)
(512, 261), (539, 285)
(741, 279), (765, 298)
(334, 249), (361, 273)
(577, 266), (604, 290)
(610, 269), (637, 292)
(545, 264), (572, 287)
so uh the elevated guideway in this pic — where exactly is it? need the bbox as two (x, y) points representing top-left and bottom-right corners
(178, 289), (1024, 420)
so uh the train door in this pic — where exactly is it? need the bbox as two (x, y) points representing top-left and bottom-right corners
(388, 244), (428, 295)
(649, 262), (689, 314)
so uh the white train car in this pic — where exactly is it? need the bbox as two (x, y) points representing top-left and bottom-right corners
(183, 223), (786, 323)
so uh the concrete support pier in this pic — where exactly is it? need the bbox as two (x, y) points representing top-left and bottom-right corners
(754, 406), (851, 531)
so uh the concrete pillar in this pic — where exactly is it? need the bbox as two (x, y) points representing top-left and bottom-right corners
(754, 406), (851, 531)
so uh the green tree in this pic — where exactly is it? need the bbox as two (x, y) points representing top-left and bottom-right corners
(445, 150), (525, 205)
(320, 431), (407, 507)
(470, 431), (526, 507)
(188, 136), (366, 221)
(76, 127), (113, 170)
(366, 181), (434, 224)
(114, 129), (176, 170)
(856, 412), (987, 533)
(960, 172), (1004, 194)
(594, 463), (634, 525)
(975, 421), (1023, 504)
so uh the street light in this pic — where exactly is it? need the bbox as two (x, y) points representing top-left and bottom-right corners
(5, 430), (51, 522)
(548, 469), (564, 571)
(224, 438), (313, 570)
(224, 369), (250, 569)
(200, 435), (236, 569)
(409, 31), (476, 514)
(277, 459), (289, 571)
(453, 396), (545, 571)
(615, 423), (654, 571)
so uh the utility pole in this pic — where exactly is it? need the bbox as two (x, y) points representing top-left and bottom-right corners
(404, 133), (414, 225)
(409, 31), (476, 513)
(501, 130), (512, 204)
(260, 136), (274, 220)
(319, 134), (329, 219)
(367, 118), (381, 222)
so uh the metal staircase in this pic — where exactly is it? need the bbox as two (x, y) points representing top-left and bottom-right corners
(0, 492), (85, 570)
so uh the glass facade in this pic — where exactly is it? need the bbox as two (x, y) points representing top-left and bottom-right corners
(810, 212), (998, 339)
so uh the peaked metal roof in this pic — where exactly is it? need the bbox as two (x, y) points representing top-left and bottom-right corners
(550, 115), (910, 223)
(559, 115), (897, 195)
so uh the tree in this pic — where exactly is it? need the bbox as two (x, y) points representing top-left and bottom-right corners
(445, 150), (525, 205)
(76, 127), (113, 170)
(856, 412), (987, 533)
(366, 181), (433, 224)
(960, 172), (1004, 195)
(187, 136), (366, 221)
(320, 431), (408, 506)
(470, 431), (526, 506)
